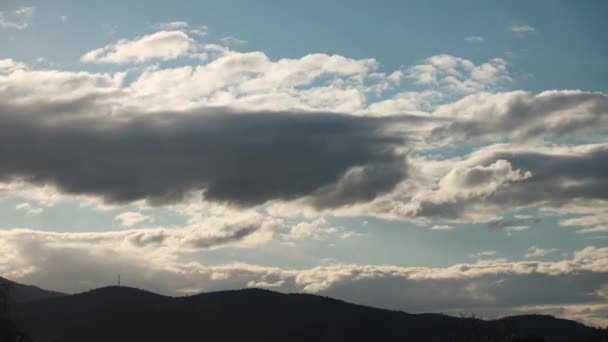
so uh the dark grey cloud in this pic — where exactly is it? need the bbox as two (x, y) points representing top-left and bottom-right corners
(183, 223), (260, 249)
(0, 105), (415, 207)
(486, 217), (542, 231)
(127, 230), (169, 247)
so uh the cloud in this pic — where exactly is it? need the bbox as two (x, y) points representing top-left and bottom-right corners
(81, 30), (205, 64)
(554, 201), (608, 234)
(189, 26), (208, 37)
(126, 50), (380, 112)
(486, 216), (541, 231)
(430, 224), (453, 231)
(469, 250), (497, 258)
(432, 90), (608, 142)
(399, 159), (531, 219)
(115, 211), (154, 227)
(365, 90), (441, 115)
(510, 25), (536, 35)
(0, 100), (410, 207)
(525, 246), (558, 259)
(15, 202), (43, 215)
(0, 58), (26, 74)
(220, 36), (247, 46)
(407, 55), (511, 94)
(183, 223), (260, 249)
(1, 227), (606, 325)
(464, 36), (484, 43)
(15, 7), (35, 17)
(286, 218), (355, 240)
(0, 7), (34, 30)
(159, 21), (189, 30)
(368, 143), (608, 223)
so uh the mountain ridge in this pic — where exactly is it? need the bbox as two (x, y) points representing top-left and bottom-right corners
(3, 278), (606, 342)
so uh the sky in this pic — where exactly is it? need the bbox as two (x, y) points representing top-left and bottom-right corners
(1, 0), (607, 326)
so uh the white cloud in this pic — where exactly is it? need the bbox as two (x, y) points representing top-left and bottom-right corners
(430, 225), (453, 231)
(553, 201), (608, 234)
(15, 202), (43, 215)
(0, 58), (27, 74)
(124, 49), (378, 112)
(0, 6), (35, 30)
(81, 30), (204, 64)
(15, 7), (35, 17)
(504, 225), (529, 233)
(189, 26), (208, 37)
(469, 250), (497, 258)
(525, 246), (558, 258)
(365, 90), (440, 115)
(510, 25), (536, 35)
(115, 211), (154, 227)
(407, 55), (511, 94)
(160, 21), (189, 30)
(286, 218), (355, 241)
(464, 36), (484, 43)
(220, 36), (247, 46)
(59, 15), (68, 23)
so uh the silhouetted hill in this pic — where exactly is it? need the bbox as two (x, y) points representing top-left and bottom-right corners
(0, 277), (65, 303)
(5, 283), (606, 342)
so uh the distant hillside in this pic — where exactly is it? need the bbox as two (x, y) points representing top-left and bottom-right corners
(0, 277), (65, 303)
(4, 282), (606, 342)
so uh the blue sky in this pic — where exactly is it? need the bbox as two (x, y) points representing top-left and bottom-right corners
(1, 0), (607, 326)
(4, 0), (608, 92)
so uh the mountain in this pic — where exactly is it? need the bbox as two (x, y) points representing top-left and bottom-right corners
(0, 277), (65, 303)
(3, 282), (606, 342)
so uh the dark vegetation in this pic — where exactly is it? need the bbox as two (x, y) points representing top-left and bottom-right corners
(1, 277), (606, 342)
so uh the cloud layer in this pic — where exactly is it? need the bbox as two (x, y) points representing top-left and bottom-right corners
(1, 23), (607, 328)
(0, 99), (414, 206)
(1, 228), (606, 325)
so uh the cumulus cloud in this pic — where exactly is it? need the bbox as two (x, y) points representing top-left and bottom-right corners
(407, 55), (511, 94)
(362, 142), (608, 224)
(0, 58), (27, 74)
(80, 30), (206, 64)
(390, 159), (531, 220)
